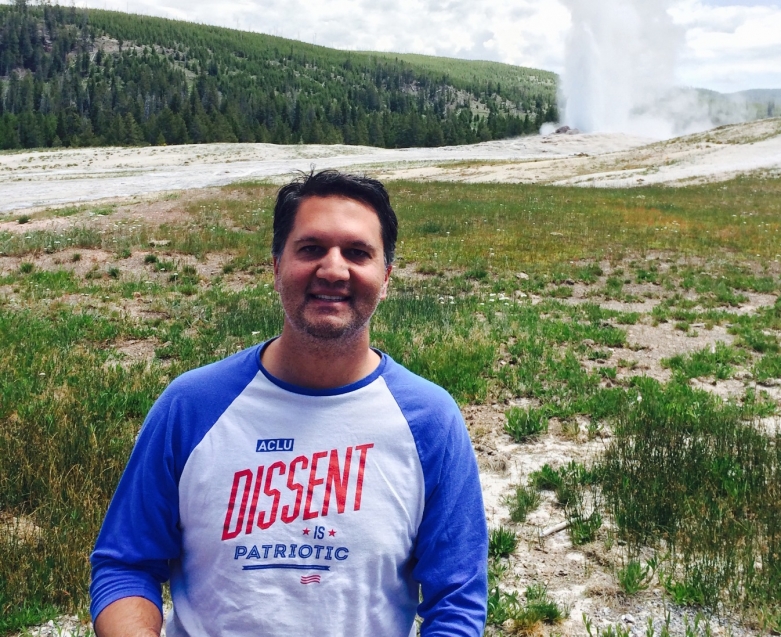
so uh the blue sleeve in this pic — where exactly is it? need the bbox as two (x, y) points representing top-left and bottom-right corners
(89, 346), (262, 621)
(383, 361), (488, 637)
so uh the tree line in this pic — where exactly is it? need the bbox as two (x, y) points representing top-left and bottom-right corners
(0, 1), (558, 150)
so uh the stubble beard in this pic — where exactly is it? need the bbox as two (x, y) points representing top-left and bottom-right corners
(279, 284), (380, 345)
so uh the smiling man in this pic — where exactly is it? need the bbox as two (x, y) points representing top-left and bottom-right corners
(90, 170), (488, 637)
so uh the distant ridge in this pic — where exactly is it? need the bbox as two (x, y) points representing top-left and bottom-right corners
(0, 1), (557, 150)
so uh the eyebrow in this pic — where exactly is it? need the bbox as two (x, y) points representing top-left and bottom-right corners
(293, 237), (378, 253)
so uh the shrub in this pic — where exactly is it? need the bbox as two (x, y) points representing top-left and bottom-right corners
(529, 464), (563, 491)
(489, 526), (518, 559)
(505, 485), (540, 523)
(504, 407), (548, 442)
(599, 377), (781, 608)
(487, 584), (567, 629)
(617, 557), (656, 595)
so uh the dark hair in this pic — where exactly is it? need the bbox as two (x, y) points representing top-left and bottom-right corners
(272, 170), (398, 266)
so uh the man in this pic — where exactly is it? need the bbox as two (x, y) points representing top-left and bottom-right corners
(90, 170), (488, 637)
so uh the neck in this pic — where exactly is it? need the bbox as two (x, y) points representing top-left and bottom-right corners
(261, 324), (380, 390)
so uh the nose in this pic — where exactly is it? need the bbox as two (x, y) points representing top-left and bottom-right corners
(316, 247), (349, 283)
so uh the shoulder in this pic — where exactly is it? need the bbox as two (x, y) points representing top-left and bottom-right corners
(379, 354), (461, 425)
(155, 344), (261, 415)
(379, 355), (472, 494)
(139, 345), (262, 465)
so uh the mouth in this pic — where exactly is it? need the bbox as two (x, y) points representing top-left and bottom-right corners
(309, 293), (350, 302)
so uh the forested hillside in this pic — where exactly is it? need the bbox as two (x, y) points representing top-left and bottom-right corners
(0, 0), (558, 150)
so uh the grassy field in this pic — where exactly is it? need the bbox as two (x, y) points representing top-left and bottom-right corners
(1, 175), (780, 635)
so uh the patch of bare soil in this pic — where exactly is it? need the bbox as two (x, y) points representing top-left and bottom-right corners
(614, 322), (735, 383)
(381, 119), (781, 190)
(0, 188), (220, 236)
(468, 402), (761, 637)
(0, 249), (116, 277)
(106, 338), (160, 367)
(1, 245), (234, 286)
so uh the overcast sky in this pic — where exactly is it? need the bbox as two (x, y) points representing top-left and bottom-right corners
(65, 0), (781, 93)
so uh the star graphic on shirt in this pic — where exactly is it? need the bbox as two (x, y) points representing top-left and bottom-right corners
(302, 528), (310, 536)
(328, 529), (336, 537)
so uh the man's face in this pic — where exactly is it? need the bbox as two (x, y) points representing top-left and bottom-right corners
(273, 195), (391, 341)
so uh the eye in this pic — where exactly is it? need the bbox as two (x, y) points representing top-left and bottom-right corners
(345, 248), (370, 260)
(299, 245), (324, 256)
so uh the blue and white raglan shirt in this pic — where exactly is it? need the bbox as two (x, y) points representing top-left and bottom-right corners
(90, 342), (488, 637)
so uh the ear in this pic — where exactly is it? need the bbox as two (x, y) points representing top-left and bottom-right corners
(379, 264), (392, 300)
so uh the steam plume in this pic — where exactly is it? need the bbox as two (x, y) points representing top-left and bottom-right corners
(559, 0), (747, 138)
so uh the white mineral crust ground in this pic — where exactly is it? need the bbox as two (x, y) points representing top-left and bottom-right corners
(2, 118), (779, 213)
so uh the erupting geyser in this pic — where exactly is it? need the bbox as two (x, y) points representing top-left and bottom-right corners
(559, 0), (698, 138)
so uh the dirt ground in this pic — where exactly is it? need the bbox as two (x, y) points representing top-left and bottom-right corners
(9, 233), (779, 637)
(6, 120), (781, 636)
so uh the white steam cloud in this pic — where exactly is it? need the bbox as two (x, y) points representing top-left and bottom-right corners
(559, 0), (750, 138)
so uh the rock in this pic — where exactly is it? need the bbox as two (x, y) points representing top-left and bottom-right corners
(516, 272), (529, 280)
(622, 614), (636, 624)
(0, 514), (42, 545)
(555, 126), (571, 134)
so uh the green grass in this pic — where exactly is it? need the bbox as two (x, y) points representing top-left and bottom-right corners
(1, 175), (781, 631)
(598, 378), (781, 608)
(617, 558), (657, 595)
(504, 406), (548, 441)
(487, 582), (567, 630)
(505, 484), (541, 523)
(488, 526), (518, 559)
(0, 599), (59, 634)
(662, 342), (749, 380)
(530, 461), (598, 508)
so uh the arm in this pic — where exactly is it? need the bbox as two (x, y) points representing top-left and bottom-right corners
(411, 411), (488, 637)
(90, 391), (182, 624)
(384, 365), (488, 636)
(91, 348), (263, 628)
(94, 597), (162, 637)
(90, 348), (262, 625)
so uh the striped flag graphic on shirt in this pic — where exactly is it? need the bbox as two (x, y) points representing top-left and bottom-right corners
(300, 575), (321, 584)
